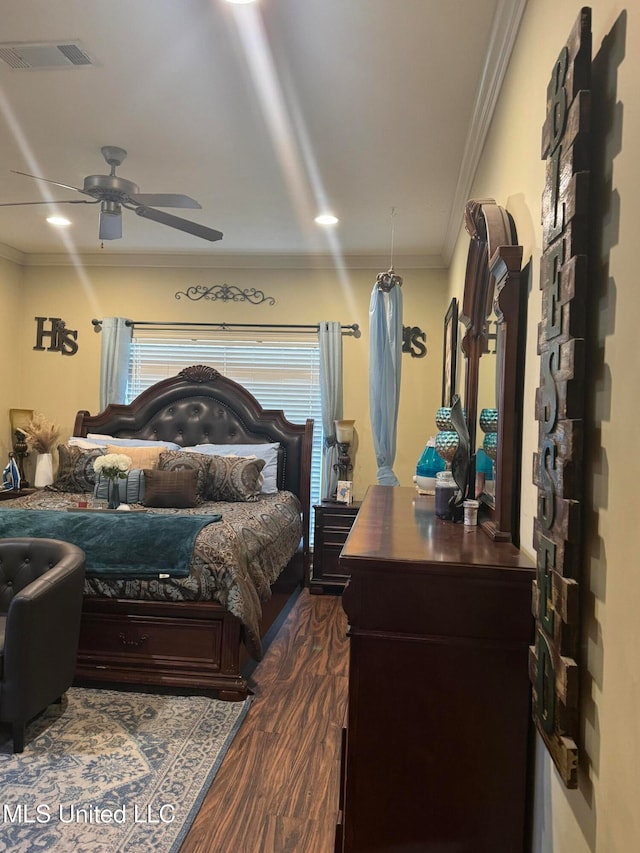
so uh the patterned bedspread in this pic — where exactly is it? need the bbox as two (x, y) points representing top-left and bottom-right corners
(0, 488), (302, 659)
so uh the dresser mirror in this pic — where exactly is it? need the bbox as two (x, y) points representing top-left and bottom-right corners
(476, 300), (499, 506)
(459, 199), (526, 544)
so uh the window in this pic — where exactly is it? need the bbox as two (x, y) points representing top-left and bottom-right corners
(126, 330), (323, 519)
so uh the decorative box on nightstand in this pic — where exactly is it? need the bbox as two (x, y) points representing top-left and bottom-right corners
(310, 500), (361, 595)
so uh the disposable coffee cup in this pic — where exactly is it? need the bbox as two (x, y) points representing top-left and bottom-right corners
(463, 499), (479, 526)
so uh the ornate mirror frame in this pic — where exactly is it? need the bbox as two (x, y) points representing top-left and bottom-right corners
(460, 199), (526, 544)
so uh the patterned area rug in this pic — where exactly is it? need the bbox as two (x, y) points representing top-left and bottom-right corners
(0, 687), (252, 852)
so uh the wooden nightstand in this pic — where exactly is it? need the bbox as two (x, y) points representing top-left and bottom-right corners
(0, 488), (36, 502)
(310, 500), (361, 595)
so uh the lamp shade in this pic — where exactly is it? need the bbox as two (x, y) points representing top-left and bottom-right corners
(335, 419), (355, 444)
(10, 408), (34, 437)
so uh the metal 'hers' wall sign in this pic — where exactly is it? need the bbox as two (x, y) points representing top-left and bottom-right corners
(529, 8), (591, 788)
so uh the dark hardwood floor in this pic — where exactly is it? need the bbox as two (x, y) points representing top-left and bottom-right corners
(180, 589), (349, 853)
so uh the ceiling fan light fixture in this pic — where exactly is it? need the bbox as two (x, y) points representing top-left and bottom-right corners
(46, 215), (71, 228)
(315, 213), (339, 226)
(99, 202), (123, 240)
(8, 145), (222, 243)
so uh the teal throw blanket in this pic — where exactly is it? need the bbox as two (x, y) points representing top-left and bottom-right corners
(0, 509), (222, 579)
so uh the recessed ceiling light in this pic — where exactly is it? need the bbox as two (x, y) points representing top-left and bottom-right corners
(315, 213), (339, 226)
(225, 0), (257, 5)
(46, 215), (71, 228)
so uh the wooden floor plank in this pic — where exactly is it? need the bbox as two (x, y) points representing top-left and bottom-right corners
(259, 814), (331, 853)
(180, 589), (348, 853)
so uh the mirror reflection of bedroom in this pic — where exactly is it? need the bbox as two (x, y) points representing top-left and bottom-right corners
(0, 2), (630, 853)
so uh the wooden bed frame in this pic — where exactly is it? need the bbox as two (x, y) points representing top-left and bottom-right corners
(72, 364), (313, 700)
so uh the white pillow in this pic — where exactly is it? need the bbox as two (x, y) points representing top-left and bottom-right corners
(68, 436), (105, 449)
(183, 442), (280, 494)
(78, 435), (181, 450)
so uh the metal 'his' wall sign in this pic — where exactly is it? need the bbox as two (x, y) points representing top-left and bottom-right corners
(402, 325), (427, 358)
(33, 317), (79, 356)
(529, 8), (591, 788)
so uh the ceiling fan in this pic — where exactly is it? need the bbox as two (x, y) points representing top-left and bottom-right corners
(0, 145), (223, 243)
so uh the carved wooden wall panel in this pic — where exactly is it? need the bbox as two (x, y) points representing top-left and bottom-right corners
(529, 7), (591, 789)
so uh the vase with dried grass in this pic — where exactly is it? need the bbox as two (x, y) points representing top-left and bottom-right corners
(22, 413), (61, 488)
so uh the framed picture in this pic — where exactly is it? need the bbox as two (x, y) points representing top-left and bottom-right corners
(336, 480), (353, 504)
(441, 298), (458, 407)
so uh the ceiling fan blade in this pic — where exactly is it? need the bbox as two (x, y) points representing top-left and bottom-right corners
(0, 199), (98, 207)
(134, 205), (223, 242)
(11, 170), (89, 196)
(130, 193), (201, 209)
(99, 209), (122, 240)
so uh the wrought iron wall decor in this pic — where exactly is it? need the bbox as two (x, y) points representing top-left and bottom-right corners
(33, 317), (78, 356)
(174, 284), (275, 305)
(530, 7), (591, 789)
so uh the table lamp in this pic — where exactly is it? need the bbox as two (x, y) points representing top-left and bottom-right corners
(9, 408), (34, 488)
(334, 419), (355, 481)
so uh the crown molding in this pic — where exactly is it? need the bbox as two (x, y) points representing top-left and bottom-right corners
(441, 0), (528, 265)
(16, 250), (446, 271)
(0, 241), (26, 265)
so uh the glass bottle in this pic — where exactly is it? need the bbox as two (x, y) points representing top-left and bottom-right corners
(107, 478), (120, 510)
(435, 470), (457, 520)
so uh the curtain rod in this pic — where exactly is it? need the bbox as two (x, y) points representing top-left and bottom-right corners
(92, 319), (360, 335)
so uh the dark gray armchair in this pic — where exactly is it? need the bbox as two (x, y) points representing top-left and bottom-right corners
(0, 537), (86, 753)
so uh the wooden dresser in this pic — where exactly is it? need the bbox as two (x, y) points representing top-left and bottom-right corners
(336, 486), (535, 853)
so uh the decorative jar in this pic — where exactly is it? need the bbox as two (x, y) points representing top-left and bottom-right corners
(435, 431), (459, 468)
(435, 470), (457, 520)
(479, 408), (499, 434)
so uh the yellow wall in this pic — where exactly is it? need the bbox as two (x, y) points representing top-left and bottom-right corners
(10, 261), (447, 496)
(0, 255), (24, 462)
(6, 2), (635, 844)
(447, 1), (638, 850)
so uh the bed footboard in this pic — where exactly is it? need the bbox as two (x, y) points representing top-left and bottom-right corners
(75, 551), (305, 700)
(76, 597), (250, 700)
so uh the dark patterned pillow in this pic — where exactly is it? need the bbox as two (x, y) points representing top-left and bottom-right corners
(141, 468), (198, 509)
(51, 445), (105, 492)
(158, 450), (211, 504)
(207, 455), (266, 502)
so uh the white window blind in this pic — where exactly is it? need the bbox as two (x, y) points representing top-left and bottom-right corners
(126, 330), (324, 519)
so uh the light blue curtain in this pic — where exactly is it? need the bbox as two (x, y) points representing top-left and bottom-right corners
(100, 318), (132, 410)
(369, 284), (403, 485)
(319, 321), (343, 499)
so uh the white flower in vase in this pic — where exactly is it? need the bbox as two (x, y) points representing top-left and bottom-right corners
(93, 453), (132, 508)
(93, 453), (133, 480)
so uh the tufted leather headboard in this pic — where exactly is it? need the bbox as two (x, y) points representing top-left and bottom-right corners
(73, 365), (314, 566)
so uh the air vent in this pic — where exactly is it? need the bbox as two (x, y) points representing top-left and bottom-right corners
(0, 41), (94, 70)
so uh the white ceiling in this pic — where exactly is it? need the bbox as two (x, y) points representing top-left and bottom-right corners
(0, 0), (525, 266)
